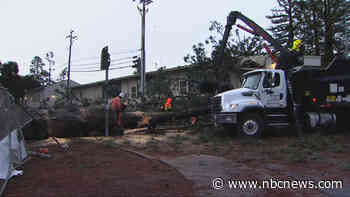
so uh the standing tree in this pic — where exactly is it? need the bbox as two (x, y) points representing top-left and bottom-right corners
(30, 56), (49, 86)
(294, 0), (323, 55)
(0, 62), (21, 100)
(57, 67), (68, 81)
(0, 61), (40, 103)
(268, 0), (350, 64)
(320, 0), (350, 63)
(266, 0), (298, 48)
(184, 20), (265, 94)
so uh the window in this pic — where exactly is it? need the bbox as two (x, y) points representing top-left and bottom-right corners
(179, 80), (188, 95)
(242, 73), (262, 90)
(131, 86), (137, 98)
(263, 72), (280, 88)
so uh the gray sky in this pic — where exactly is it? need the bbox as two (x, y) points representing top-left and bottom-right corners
(0, 0), (277, 84)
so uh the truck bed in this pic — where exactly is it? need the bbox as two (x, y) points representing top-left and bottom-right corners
(291, 55), (350, 109)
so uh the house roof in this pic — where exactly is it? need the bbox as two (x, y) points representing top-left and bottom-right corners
(72, 65), (194, 90)
(72, 55), (275, 90)
(27, 80), (80, 93)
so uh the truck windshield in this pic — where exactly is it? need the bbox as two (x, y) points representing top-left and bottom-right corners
(241, 73), (262, 90)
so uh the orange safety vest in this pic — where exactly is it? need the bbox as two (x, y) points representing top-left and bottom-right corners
(164, 98), (172, 111)
(111, 96), (122, 126)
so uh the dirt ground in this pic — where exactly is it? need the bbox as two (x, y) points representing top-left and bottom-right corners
(3, 126), (350, 197)
(118, 127), (350, 197)
(3, 139), (194, 197)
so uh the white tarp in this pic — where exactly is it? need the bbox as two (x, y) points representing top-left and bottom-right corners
(0, 129), (27, 180)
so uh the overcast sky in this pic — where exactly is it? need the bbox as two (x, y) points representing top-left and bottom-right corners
(0, 0), (277, 84)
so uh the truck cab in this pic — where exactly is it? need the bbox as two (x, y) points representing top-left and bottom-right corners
(212, 69), (290, 137)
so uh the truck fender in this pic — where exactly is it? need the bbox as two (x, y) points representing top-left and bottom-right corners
(240, 105), (265, 117)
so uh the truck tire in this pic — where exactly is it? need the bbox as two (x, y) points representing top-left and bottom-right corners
(237, 113), (263, 137)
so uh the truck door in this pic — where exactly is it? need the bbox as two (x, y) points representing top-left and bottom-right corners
(260, 71), (287, 108)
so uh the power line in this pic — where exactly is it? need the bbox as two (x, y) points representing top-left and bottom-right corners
(70, 60), (135, 72)
(70, 59), (135, 70)
(71, 56), (136, 68)
(70, 49), (140, 63)
(110, 49), (141, 55)
(71, 65), (132, 73)
(55, 52), (140, 68)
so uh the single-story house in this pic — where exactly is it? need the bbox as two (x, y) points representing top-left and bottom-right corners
(26, 55), (322, 107)
(25, 80), (80, 108)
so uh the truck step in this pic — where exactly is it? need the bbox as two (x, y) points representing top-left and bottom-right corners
(266, 114), (289, 117)
(267, 122), (290, 127)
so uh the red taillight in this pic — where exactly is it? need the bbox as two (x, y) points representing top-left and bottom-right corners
(312, 98), (317, 103)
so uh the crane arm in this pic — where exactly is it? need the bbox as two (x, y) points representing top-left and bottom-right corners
(216, 11), (295, 69)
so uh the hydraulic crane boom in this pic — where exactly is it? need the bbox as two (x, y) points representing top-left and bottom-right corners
(217, 11), (301, 70)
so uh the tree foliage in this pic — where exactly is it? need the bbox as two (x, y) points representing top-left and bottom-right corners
(266, 0), (298, 48)
(183, 20), (265, 94)
(268, 0), (350, 64)
(146, 66), (173, 100)
(30, 56), (49, 85)
(57, 67), (68, 81)
(0, 61), (41, 103)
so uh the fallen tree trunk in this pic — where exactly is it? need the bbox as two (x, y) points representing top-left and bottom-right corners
(148, 106), (210, 128)
(24, 105), (210, 138)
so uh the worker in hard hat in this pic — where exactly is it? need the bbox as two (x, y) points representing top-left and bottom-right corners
(291, 39), (302, 52)
(276, 39), (305, 70)
(290, 39), (305, 66)
(111, 92), (127, 135)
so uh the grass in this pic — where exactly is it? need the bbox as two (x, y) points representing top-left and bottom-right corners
(199, 133), (211, 143)
(329, 143), (346, 153)
(122, 140), (131, 145)
(169, 135), (189, 142)
(211, 141), (221, 152)
(169, 135), (187, 152)
(343, 163), (350, 171)
(102, 139), (121, 148)
(277, 133), (349, 163)
(287, 150), (307, 163)
(146, 138), (160, 152)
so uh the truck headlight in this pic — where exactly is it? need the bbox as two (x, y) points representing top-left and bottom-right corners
(230, 104), (238, 109)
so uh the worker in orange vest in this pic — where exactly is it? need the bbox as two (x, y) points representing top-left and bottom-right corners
(111, 92), (127, 133)
(164, 97), (172, 111)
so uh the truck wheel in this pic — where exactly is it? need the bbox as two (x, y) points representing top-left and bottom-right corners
(237, 113), (263, 137)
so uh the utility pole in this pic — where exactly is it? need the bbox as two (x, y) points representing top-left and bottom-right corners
(66, 30), (77, 103)
(133, 0), (153, 100)
(140, 0), (146, 99)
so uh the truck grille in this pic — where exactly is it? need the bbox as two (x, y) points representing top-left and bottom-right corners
(210, 96), (222, 114)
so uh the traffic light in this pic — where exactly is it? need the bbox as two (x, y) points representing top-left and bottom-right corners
(132, 56), (141, 74)
(100, 46), (110, 70)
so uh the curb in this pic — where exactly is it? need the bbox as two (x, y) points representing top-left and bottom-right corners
(119, 148), (193, 187)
